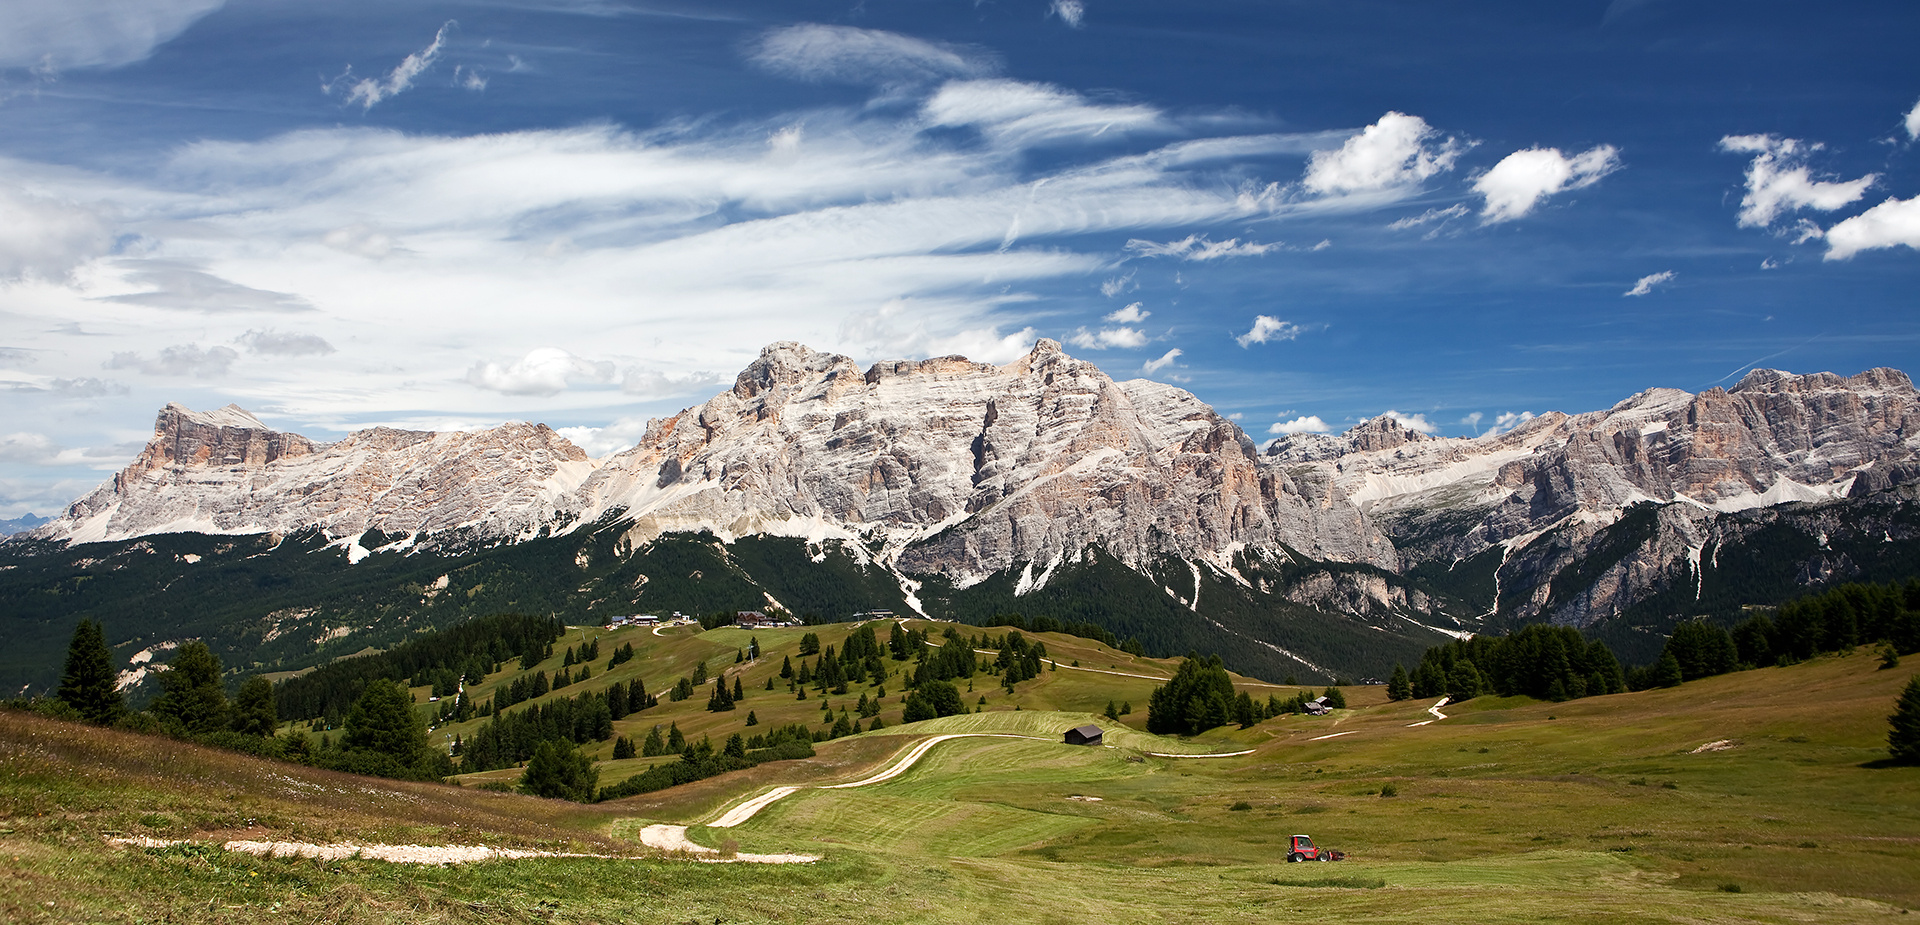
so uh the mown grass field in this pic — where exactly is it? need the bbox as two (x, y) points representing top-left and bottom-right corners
(5, 619), (1918, 923)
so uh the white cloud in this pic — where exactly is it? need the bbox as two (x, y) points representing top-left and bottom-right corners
(618, 366), (724, 399)
(1124, 234), (1277, 260)
(1103, 303), (1149, 323)
(1387, 204), (1467, 231)
(1235, 315), (1301, 348)
(0, 0), (224, 69)
(236, 330), (336, 356)
(1460, 411), (1483, 430)
(322, 224), (404, 260)
(1302, 112), (1464, 195)
(1824, 196), (1920, 260)
(1379, 410), (1438, 434)
(1474, 144), (1620, 223)
(1718, 134), (1877, 228)
(1050, 1), (1086, 28)
(0, 186), (114, 281)
(1623, 270), (1675, 297)
(1906, 98), (1920, 141)
(1099, 271), (1136, 298)
(555, 416), (653, 458)
(1268, 415), (1330, 435)
(750, 24), (995, 86)
(332, 21), (454, 111)
(466, 347), (616, 397)
(102, 261), (313, 313)
(1067, 326), (1147, 350)
(104, 344), (238, 378)
(1486, 411), (1536, 436)
(1141, 348), (1181, 374)
(922, 79), (1167, 147)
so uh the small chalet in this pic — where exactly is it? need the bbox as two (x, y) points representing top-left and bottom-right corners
(735, 610), (770, 627)
(1304, 696), (1332, 716)
(1063, 724), (1104, 746)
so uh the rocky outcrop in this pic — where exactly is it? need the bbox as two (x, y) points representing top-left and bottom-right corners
(31, 405), (593, 546)
(570, 340), (1398, 585)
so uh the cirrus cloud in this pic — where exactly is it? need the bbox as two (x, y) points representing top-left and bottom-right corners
(750, 24), (996, 86)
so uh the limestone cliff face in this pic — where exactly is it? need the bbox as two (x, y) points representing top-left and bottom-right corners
(34, 404), (593, 546)
(1270, 367), (1920, 626)
(570, 340), (1398, 585)
(25, 341), (1398, 590)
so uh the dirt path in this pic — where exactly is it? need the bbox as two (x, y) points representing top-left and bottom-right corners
(109, 836), (623, 865)
(1406, 696), (1451, 727)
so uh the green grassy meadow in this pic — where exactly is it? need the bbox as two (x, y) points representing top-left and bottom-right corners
(3, 617), (1917, 923)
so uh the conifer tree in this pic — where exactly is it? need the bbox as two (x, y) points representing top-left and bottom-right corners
(152, 641), (228, 734)
(1322, 685), (1348, 709)
(1890, 676), (1920, 765)
(1386, 664), (1412, 702)
(745, 710), (758, 726)
(343, 678), (427, 767)
(666, 722), (685, 752)
(56, 619), (122, 724)
(230, 676), (278, 736)
(612, 735), (636, 760)
(733, 677), (744, 701)
(641, 725), (665, 757)
(520, 740), (597, 801)
(1654, 650), (1684, 688)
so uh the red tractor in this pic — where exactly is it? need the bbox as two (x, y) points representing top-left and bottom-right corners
(1286, 834), (1347, 862)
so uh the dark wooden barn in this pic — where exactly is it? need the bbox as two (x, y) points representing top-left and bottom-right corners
(1064, 724), (1104, 746)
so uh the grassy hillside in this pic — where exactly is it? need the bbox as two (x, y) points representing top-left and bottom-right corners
(4, 625), (1918, 923)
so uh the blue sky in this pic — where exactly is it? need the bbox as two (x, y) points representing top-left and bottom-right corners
(2, 0), (1918, 517)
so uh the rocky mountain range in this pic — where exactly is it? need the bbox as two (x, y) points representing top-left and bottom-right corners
(8, 342), (1919, 686)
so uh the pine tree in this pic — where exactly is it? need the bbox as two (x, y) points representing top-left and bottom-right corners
(151, 641), (228, 734)
(1322, 686), (1347, 709)
(745, 710), (759, 726)
(520, 740), (597, 801)
(666, 722), (685, 752)
(612, 735), (636, 760)
(1654, 650), (1684, 688)
(733, 677), (744, 701)
(230, 676), (278, 736)
(343, 679), (427, 769)
(1890, 677), (1920, 765)
(1386, 664), (1412, 702)
(641, 726), (665, 757)
(56, 619), (122, 724)
(765, 675), (775, 690)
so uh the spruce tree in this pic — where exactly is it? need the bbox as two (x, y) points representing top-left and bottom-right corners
(1654, 650), (1684, 688)
(152, 641), (228, 734)
(745, 710), (758, 726)
(520, 740), (597, 801)
(733, 677), (744, 701)
(641, 725), (665, 757)
(56, 619), (122, 724)
(1386, 664), (1412, 702)
(1890, 676), (1920, 765)
(343, 678), (427, 768)
(230, 676), (278, 736)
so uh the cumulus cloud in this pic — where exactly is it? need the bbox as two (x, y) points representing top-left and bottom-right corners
(1141, 348), (1181, 374)
(1824, 196), (1920, 260)
(1624, 270), (1675, 297)
(1379, 410), (1439, 434)
(1068, 326), (1147, 350)
(1235, 315), (1301, 348)
(1124, 234), (1277, 260)
(466, 347), (616, 397)
(102, 262), (313, 313)
(1269, 415), (1330, 435)
(1050, 0), (1086, 28)
(330, 21), (454, 111)
(1104, 303), (1149, 323)
(1486, 411), (1536, 436)
(0, 0), (224, 69)
(236, 330), (336, 356)
(1474, 144), (1620, 223)
(0, 186), (114, 281)
(1719, 134), (1876, 228)
(554, 417), (654, 458)
(1302, 112), (1464, 195)
(1907, 98), (1920, 141)
(750, 24), (995, 86)
(104, 344), (238, 378)
(922, 79), (1167, 146)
